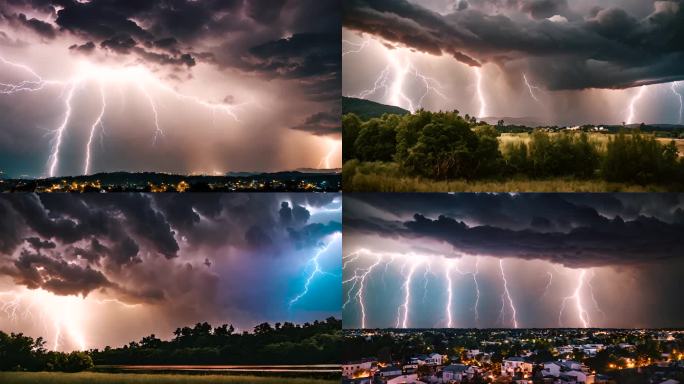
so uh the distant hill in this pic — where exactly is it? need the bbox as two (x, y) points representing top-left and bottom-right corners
(342, 97), (409, 120)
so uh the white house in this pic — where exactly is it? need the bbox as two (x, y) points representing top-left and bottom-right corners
(465, 349), (480, 359)
(542, 361), (562, 377)
(426, 353), (444, 366)
(442, 364), (468, 382)
(501, 357), (533, 377)
(342, 359), (376, 378)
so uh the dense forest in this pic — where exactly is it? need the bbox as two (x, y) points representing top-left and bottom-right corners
(0, 318), (341, 372)
(343, 110), (684, 188)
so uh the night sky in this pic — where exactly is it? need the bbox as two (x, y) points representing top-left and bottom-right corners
(0, 0), (341, 178)
(343, 0), (684, 125)
(0, 193), (342, 351)
(343, 193), (684, 329)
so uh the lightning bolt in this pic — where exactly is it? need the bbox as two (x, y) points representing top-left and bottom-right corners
(671, 82), (683, 124)
(398, 260), (420, 328)
(0, 56), (245, 177)
(472, 257), (480, 326)
(522, 73), (540, 102)
(626, 86), (646, 125)
(139, 86), (163, 145)
(84, 84), (106, 175)
(288, 232), (341, 308)
(0, 289), (87, 351)
(350, 45), (446, 113)
(498, 259), (518, 328)
(445, 260), (455, 328)
(475, 67), (487, 118)
(541, 271), (553, 299)
(342, 252), (383, 328)
(587, 269), (606, 322)
(317, 138), (339, 169)
(342, 39), (369, 56)
(48, 82), (78, 177)
(559, 269), (590, 328)
(422, 261), (434, 304)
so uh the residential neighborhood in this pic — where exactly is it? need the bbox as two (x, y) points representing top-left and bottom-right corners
(343, 329), (684, 384)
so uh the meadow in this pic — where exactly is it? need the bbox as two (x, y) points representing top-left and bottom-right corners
(343, 110), (684, 192)
(498, 132), (684, 157)
(0, 372), (338, 384)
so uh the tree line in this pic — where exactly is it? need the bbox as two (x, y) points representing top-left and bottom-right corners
(90, 317), (341, 365)
(0, 331), (93, 372)
(0, 317), (341, 372)
(343, 111), (684, 185)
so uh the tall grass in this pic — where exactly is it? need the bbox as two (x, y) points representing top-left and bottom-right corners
(0, 372), (338, 384)
(344, 168), (666, 192)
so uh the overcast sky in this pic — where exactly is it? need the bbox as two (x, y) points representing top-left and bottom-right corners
(343, 0), (684, 125)
(0, 193), (342, 351)
(0, 0), (341, 178)
(343, 193), (684, 329)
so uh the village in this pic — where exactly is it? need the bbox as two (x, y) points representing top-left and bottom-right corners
(342, 329), (684, 384)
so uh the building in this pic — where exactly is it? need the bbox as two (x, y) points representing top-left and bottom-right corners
(502, 357), (534, 378)
(379, 365), (403, 378)
(343, 358), (377, 378)
(442, 364), (468, 382)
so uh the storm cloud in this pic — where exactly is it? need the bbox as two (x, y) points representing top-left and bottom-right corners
(345, 193), (684, 268)
(0, 0), (341, 178)
(0, 193), (341, 350)
(343, 0), (684, 90)
(343, 193), (684, 328)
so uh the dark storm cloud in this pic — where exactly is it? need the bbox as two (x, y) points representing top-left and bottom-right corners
(0, 194), (341, 306)
(293, 109), (341, 136)
(2, 248), (111, 297)
(343, 0), (684, 89)
(345, 193), (684, 268)
(68, 40), (95, 53)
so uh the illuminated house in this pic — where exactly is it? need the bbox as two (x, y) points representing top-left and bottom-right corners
(342, 358), (377, 379)
(501, 357), (534, 377)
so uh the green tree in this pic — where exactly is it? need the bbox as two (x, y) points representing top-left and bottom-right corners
(342, 113), (363, 162)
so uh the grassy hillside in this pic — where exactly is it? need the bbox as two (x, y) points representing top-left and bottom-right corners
(342, 97), (409, 120)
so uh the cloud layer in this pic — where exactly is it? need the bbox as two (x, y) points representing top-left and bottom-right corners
(343, 0), (684, 90)
(0, 193), (341, 348)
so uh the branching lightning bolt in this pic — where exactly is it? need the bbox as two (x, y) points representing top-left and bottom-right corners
(522, 73), (541, 102)
(289, 232), (341, 308)
(342, 252), (383, 328)
(398, 261), (420, 329)
(498, 259), (518, 328)
(48, 82), (78, 177)
(84, 84), (106, 175)
(559, 269), (590, 328)
(0, 55), (245, 177)
(626, 86), (646, 125)
(342, 39), (369, 56)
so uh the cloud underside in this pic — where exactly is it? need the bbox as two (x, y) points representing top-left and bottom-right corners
(343, 0), (684, 89)
(344, 193), (684, 268)
(0, 194), (341, 306)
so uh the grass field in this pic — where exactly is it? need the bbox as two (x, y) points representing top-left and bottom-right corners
(0, 372), (339, 384)
(345, 172), (666, 192)
(343, 161), (669, 192)
(498, 132), (684, 157)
